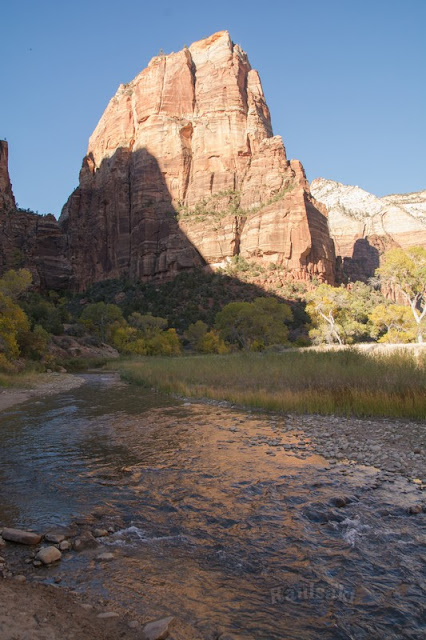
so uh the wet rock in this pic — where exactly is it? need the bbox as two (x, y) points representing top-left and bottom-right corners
(92, 528), (109, 538)
(97, 611), (120, 619)
(73, 531), (97, 551)
(302, 506), (329, 523)
(330, 496), (348, 508)
(59, 540), (71, 551)
(1, 527), (42, 545)
(143, 616), (175, 640)
(96, 552), (114, 562)
(35, 546), (62, 565)
(45, 532), (66, 544)
(408, 505), (422, 515)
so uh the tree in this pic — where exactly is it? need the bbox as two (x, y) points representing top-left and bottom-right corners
(306, 282), (384, 345)
(0, 268), (32, 300)
(80, 302), (124, 343)
(185, 321), (228, 353)
(128, 312), (168, 336)
(0, 291), (30, 359)
(375, 247), (426, 343)
(215, 297), (292, 350)
(369, 304), (417, 343)
(306, 284), (350, 345)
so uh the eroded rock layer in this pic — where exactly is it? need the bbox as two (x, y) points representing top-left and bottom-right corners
(62, 31), (335, 288)
(311, 178), (426, 282)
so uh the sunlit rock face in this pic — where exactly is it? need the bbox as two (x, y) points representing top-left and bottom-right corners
(0, 141), (72, 289)
(311, 178), (426, 283)
(61, 31), (335, 288)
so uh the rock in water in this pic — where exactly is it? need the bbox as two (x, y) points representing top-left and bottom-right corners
(35, 546), (62, 564)
(1, 528), (43, 545)
(61, 31), (335, 288)
(142, 616), (175, 640)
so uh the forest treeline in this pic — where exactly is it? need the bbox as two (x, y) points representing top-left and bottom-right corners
(0, 246), (424, 374)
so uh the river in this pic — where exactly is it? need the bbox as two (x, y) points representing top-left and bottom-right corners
(0, 373), (424, 639)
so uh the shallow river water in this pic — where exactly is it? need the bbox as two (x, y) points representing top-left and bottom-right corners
(0, 374), (424, 639)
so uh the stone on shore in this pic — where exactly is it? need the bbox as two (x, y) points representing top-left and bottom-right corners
(35, 546), (62, 565)
(1, 528), (43, 545)
(97, 611), (119, 619)
(45, 532), (66, 544)
(143, 616), (175, 640)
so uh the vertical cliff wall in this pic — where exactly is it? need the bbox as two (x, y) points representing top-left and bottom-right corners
(0, 141), (72, 289)
(61, 31), (336, 288)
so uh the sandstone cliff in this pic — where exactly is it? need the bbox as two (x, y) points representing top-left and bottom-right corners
(311, 178), (426, 282)
(0, 141), (72, 289)
(61, 31), (335, 288)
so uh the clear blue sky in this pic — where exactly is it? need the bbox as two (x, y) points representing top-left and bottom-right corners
(1, 0), (425, 217)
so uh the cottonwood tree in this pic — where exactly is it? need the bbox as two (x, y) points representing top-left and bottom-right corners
(375, 247), (426, 343)
(215, 297), (293, 350)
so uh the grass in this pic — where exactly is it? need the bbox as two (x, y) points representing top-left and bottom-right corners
(115, 349), (426, 419)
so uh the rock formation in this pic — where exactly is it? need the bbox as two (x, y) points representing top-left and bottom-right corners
(311, 178), (426, 282)
(0, 141), (72, 289)
(62, 31), (336, 288)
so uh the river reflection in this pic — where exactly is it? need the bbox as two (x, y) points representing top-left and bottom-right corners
(0, 374), (424, 639)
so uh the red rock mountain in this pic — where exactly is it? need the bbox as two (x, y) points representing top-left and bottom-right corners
(61, 31), (335, 289)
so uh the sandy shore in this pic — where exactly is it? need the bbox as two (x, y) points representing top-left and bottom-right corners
(0, 373), (85, 413)
(0, 578), (143, 640)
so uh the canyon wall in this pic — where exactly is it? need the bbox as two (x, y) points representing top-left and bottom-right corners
(0, 141), (72, 289)
(311, 178), (426, 283)
(61, 31), (335, 289)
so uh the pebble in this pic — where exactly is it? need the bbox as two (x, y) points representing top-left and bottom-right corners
(92, 528), (109, 538)
(128, 620), (140, 629)
(0, 537), (5, 548)
(97, 611), (120, 619)
(59, 540), (71, 551)
(33, 560), (42, 567)
(408, 505), (422, 515)
(96, 552), (114, 562)
(81, 604), (93, 611)
(13, 575), (26, 583)
(35, 546), (62, 565)
(143, 616), (175, 640)
(45, 532), (66, 544)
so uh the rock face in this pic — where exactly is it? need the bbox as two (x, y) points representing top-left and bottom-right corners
(0, 141), (72, 289)
(62, 31), (335, 288)
(0, 141), (15, 213)
(311, 178), (426, 282)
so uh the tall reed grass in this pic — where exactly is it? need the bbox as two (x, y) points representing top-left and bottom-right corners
(116, 349), (426, 419)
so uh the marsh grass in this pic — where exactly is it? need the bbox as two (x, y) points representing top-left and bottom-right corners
(117, 349), (426, 419)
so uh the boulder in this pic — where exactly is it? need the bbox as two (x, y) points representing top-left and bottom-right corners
(35, 546), (62, 565)
(1, 528), (43, 545)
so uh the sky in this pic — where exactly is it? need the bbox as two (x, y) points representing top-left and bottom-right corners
(1, 0), (425, 217)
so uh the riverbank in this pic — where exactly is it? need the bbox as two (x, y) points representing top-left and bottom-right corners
(116, 349), (426, 419)
(0, 372), (424, 638)
(0, 578), (140, 640)
(0, 372), (84, 412)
